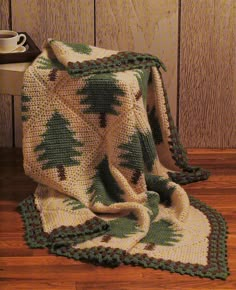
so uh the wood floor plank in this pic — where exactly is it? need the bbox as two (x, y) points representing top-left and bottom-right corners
(0, 265), (235, 288)
(0, 280), (76, 290)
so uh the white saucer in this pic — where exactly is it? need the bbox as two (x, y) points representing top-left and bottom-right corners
(0, 46), (27, 54)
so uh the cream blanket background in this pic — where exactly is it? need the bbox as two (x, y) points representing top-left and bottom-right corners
(19, 40), (228, 280)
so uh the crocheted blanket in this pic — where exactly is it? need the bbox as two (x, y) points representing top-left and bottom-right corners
(19, 40), (229, 279)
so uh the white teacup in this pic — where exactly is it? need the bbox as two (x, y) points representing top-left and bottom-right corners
(0, 30), (27, 53)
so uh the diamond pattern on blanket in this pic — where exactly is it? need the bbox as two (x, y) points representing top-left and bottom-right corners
(19, 39), (228, 280)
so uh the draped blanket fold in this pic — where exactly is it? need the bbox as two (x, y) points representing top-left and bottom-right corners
(19, 40), (229, 279)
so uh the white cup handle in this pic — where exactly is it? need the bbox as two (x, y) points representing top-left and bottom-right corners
(16, 33), (27, 48)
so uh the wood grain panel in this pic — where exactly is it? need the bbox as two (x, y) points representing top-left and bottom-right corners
(96, 0), (178, 123)
(46, 0), (94, 44)
(11, 0), (47, 49)
(11, 0), (94, 54)
(0, 0), (13, 147)
(0, 95), (12, 146)
(179, 0), (236, 148)
(11, 0), (95, 147)
(0, 0), (10, 29)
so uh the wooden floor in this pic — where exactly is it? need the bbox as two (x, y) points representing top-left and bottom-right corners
(0, 148), (235, 290)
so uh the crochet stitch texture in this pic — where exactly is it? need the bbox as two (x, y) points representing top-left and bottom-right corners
(19, 40), (228, 279)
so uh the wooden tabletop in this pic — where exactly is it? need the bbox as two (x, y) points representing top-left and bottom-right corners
(0, 148), (235, 290)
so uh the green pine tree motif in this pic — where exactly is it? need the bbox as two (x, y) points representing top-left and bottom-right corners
(77, 74), (125, 128)
(145, 173), (175, 207)
(37, 56), (65, 81)
(118, 131), (144, 184)
(141, 219), (182, 250)
(63, 41), (92, 55)
(89, 156), (124, 206)
(135, 69), (150, 106)
(102, 214), (139, 243)
(145, 191), (160, 222)
(34, 111), (83, 181)
(138, 130), (157, 172)
(21, 95), (31, 122)
(63, 196), (85, 210)
(147, 106), (163, 145)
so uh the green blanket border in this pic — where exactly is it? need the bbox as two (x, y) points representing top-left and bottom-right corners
(19, 195), (229, 280)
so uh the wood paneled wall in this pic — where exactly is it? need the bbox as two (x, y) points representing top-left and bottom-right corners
(96, 0), (178, 121)
(0, 0), (235, 148)
(0, 0), (13, 147)
(179, 0), (236, 148)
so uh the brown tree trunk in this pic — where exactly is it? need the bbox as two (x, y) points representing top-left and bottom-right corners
(131, 169), (141, 184)
(49, 68), (58, 81)
(144, 243), (155, 251)
(101, 234), (112, 243)
(99, 112), (107, 128)
(57, 164), (66, 181)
